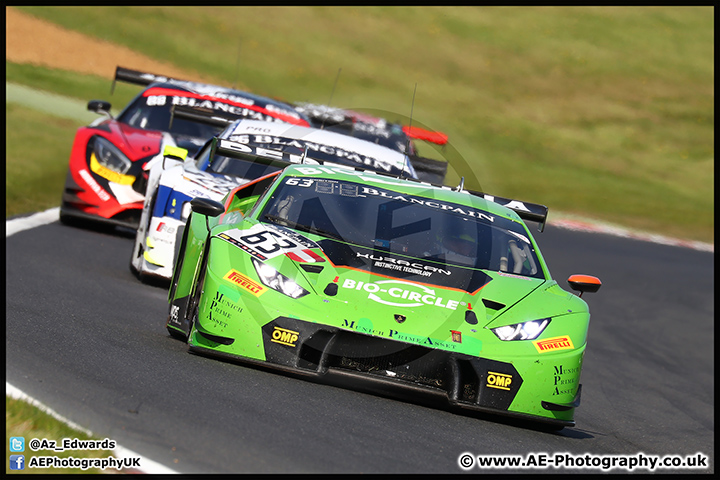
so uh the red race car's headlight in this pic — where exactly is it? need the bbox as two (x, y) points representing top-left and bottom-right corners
(90, 136), (132, 175)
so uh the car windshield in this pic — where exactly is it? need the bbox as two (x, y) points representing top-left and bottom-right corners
(118, 94), (225, 140)
(204, 153), (282, 183)
(259, 176), (544, 278)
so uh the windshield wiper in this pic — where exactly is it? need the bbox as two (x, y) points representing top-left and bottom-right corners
(263, 214), (345, 242)
(263, 214), (293, 227)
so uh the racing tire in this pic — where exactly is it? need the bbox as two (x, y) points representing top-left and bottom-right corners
(166, 228), (191, 341)
(184, 244), (209, 344)
(131, 189), (160, 283)
(167, 222), (190, 304)
(172, 225), (185, 277)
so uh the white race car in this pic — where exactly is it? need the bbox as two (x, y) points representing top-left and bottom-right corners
(130, 118), (418, 282)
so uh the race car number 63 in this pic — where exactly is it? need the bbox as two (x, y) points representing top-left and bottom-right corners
(286, 178), (314, 187)
(240, 231), (296, 255)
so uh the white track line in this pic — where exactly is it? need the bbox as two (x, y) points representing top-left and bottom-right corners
(6, 207), (60, 237)
(550, 214), (713, 253)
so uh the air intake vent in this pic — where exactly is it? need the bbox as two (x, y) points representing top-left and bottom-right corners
(323, 283), (338, 296)
(482, 298), (505, 311)
(300, 264), (324, 273)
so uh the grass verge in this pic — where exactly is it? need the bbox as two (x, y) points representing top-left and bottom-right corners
(6, 396), (121, 474)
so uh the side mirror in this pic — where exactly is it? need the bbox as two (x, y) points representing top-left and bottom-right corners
(87, 100), (112, 118)
(191, 197), (225, 233)
(190, 197), (225, 218)
(568, 274), (602, 298)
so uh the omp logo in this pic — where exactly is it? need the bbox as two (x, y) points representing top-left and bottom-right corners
(223, 269), (266, 296)
(486, 371), (513, 390)
(271, 327), (299, 347)
(341, 279), (460, 310)
(532, 336), (575, 353)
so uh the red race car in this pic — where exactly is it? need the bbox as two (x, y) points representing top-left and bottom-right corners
(60, 66), (310, 230)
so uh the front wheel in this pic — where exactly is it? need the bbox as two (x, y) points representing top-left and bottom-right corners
(183, 246), (208, 344)
(131, 185), (161, 282)
(166, 231), (207, 342)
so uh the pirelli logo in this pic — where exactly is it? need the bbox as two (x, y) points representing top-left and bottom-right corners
(486, 371), (512, 390)
(223, 269), (266, 296)
(271, 327), (299, 347)
(532, 336), (574, 353)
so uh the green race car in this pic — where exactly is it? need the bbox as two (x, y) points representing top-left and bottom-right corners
(167, 144), (601, 429)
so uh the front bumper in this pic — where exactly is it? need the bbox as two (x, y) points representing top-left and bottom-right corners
(190, 314), (582, 428)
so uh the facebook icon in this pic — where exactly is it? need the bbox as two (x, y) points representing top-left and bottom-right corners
(10, 455), (25, 470)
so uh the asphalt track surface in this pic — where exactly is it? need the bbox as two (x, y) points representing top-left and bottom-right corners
(6, 217), (714, 473)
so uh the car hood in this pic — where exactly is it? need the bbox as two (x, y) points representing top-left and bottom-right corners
(108, 121), (164, 161)
(212, 221), (586, 337)
(106, 121), (206, 160)
(171, 164), (247, 199)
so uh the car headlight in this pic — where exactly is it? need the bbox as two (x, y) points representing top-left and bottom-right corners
(252, 258), (309, 299)
(491, 318), (550, 341)
(91, 136), (132, 174)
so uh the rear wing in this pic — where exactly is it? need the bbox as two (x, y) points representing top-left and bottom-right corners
(468, 190), (549, 232)
(408, 155), (447, 185)
(111, 66), (193, 94)
(402, 125), (448, 146)
(295, 102), (449, 145)
(212, 137), (306, 169)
